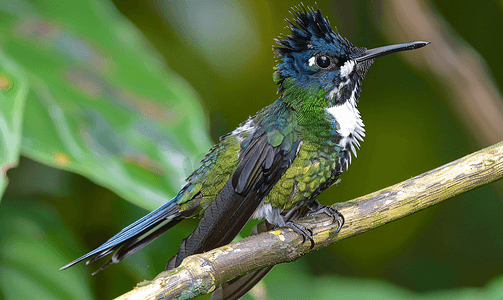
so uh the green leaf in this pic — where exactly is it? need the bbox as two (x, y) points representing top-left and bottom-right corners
(0, 0), (213, 209)
(0, 197), (94, 300)
(0, 54), (28, 201)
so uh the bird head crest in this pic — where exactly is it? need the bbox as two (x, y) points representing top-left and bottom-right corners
(273, 6), (370, 96)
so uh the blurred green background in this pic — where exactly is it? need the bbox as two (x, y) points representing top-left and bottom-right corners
(1, 0), (503, 299)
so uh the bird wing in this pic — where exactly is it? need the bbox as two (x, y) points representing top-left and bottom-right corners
(166, 128), (301, 269)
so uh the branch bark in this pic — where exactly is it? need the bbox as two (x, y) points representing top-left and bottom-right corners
(115, 142), (503, 300)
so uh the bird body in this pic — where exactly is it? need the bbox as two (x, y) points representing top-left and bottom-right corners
(61, 6), (429, 299)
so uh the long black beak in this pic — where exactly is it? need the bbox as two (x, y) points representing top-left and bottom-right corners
(355, 41), (430, 62)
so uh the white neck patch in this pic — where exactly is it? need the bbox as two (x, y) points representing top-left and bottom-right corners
(325, 85), (365, 168)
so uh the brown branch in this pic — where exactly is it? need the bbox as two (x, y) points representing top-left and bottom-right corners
(115, 142), (503, 300)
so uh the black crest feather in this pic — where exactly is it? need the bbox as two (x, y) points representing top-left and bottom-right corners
(274, 6), (351, 56)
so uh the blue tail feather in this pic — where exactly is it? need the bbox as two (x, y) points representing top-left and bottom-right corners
(60, 195), (183, 271)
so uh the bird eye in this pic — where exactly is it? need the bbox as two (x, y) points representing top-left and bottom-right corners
(316, 55), (331, 68)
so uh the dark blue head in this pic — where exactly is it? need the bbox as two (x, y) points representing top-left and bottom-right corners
(274, 7), (429, 105)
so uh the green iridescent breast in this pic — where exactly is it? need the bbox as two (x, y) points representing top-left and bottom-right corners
(264, 141), (342, 210)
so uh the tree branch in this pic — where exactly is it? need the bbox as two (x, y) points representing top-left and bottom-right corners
(115, 142), (503, 300)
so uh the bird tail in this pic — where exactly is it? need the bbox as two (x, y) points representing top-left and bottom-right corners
(60, 195), (187, 274)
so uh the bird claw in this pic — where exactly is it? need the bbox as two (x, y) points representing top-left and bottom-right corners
(284, 201), (344, 249)
(306, 204), (345, 233)
(285, 221), (315, 249)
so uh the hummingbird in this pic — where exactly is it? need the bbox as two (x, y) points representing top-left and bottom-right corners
(61, 6), (429, 300)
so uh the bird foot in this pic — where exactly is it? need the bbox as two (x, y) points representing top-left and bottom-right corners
(285, 221), (315, 249)
(306, 200), (345, 233)
(284, 200), (344, 249)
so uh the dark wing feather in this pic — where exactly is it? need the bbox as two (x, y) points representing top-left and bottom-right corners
(167, 132), (301, 269)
